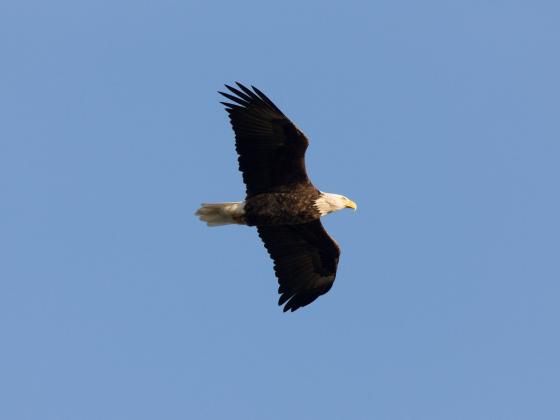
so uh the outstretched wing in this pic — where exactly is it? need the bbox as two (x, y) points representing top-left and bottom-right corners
(257, 220), (341, 312)
(220, 83), (313, 197)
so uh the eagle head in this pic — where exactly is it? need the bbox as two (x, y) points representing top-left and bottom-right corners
(315, 192), (357, 216)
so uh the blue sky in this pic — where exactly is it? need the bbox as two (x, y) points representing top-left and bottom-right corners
(1, 1), (559, 419)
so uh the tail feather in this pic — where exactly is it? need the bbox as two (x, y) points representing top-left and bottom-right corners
(195, 202), (245, 227)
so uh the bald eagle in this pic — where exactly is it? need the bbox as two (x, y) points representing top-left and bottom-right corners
(196, 83), (356, 312)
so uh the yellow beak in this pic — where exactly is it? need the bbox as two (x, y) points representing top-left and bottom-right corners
(345, 199), (357, 211)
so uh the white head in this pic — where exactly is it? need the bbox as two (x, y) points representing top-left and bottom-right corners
(314, 192), (357, 216)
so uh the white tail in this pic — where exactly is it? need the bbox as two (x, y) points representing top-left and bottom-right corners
(195, 202), (245, 227)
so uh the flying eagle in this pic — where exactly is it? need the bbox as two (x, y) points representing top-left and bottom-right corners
(196, 83), (356, 312)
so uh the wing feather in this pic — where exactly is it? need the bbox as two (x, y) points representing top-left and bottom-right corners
(257, 220), (341, 312)
(220, 83), (312, 196)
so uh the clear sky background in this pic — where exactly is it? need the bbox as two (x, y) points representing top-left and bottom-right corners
(1, 1), (559, 419)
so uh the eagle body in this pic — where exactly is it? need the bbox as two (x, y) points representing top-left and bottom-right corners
(196, 83), (356, 312)
(244, 188), (321, 226)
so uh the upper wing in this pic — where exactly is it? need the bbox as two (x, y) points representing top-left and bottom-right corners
(257, 220), (341, 312)
(220, 83), (313, 197)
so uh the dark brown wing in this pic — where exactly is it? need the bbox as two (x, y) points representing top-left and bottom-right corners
(220, 83), (313, 197)
(257, 220), (341, 312)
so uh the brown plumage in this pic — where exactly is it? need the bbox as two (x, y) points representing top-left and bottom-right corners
(220, 83), (311, 196)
